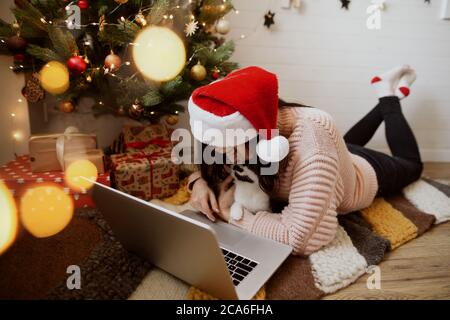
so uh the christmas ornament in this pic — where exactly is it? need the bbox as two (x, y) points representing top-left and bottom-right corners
(6, 35), (27, 54)
(128, 100), (144, 119)
(165, 114), (179, 126)
(67, 56), (87, 75)
(185, 20), (199, 37)
(99, 15), (106, 32)
(117, 105), (127, 116)
(39, 61), (70, 95)
(215, 19), (230, 35)
(135, 11), (147, 27)
(211, 67), (220, 80)
(264, 11), (276, 28)
(78, 0), (89, 10)
(59, 100), (75, 113)
(133, 26), (186, 82)
(104, 52), (122, 72)
(14, 53), (26, 63)
(341, 0), (351, 10)
(22, 73), (45, 103)
(190, 62), (207, 81)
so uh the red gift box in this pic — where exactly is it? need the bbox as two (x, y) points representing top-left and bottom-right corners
(0, 155), (110, 209)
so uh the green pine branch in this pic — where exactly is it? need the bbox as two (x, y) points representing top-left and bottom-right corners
(0, 19), (14, 38)
(26, 44), (63, 62)
(99, 19), (140, 47)
(146, 0), (171, 25)
(48, 26), (78, 59)
(11, 0), (49, 34)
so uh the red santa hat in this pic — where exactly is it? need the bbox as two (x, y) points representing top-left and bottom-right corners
(188, 66), (289, 162)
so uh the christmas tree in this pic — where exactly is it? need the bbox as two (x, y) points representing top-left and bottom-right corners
(0, 0), (238, 122)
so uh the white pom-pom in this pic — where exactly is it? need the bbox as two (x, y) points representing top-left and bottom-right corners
(256, 136), (290, 162)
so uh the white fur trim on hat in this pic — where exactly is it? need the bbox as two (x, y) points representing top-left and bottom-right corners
(256, 135), (290, 162)
(188, 96), (257, 147)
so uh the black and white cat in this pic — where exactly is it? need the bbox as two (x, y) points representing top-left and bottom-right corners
(230, 165), (271, 220)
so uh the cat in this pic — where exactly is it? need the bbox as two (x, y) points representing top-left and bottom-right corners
(230, 164), (271, 221)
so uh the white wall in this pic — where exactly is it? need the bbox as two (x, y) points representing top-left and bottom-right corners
(225, 0), (450, 161)
(0, 0), (29, 165)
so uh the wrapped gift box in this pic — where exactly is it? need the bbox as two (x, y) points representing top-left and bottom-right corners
(122, 125), (172, 154)
(64, 149), (105, 174)
(0, 155), (110, 209)
(29, 130), (97, 173)
(111, 151), (179, 201)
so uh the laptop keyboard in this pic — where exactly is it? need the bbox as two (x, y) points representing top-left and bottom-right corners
(221, 248), (258, 286)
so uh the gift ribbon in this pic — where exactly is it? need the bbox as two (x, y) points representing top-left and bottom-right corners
(112, 151), (172, 199)
(124, 138), (171, 150)
(55, 127), (96, 170)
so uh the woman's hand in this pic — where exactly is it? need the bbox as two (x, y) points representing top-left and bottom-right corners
(189, 178), (219, 222)
(216, 175), (236, 222)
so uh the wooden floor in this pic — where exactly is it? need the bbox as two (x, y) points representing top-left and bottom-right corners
(325, 163), (450, 300)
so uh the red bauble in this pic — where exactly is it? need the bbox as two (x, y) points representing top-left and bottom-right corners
(78, 0), (89, 10)
(211, 71), (220, 80)
(67, 56), (87, 75)
(6, 35), (27, 54)
(14, 53), (26, 63)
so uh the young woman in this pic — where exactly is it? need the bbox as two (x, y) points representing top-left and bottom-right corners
(187, 65), (422, 256)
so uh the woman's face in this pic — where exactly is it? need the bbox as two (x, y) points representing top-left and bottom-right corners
(214, 143), (254, 163)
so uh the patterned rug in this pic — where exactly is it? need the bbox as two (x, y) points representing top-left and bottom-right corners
(0, 178), (449, 300)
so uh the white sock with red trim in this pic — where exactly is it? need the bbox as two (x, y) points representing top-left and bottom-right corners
(395, 69), (417, 99)
(371, 65), (410, 98)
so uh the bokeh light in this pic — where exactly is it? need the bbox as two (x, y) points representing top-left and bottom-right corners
(39, 61), (70, 95)
(132, 26), (186, 82)
(64, 159), (98, 193)
(0, 182), (18, 255)
(20, 184), (74, 238)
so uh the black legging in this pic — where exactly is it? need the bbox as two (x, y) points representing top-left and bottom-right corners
(344, 96), (423, 197)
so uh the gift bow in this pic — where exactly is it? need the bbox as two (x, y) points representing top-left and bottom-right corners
(56, 126), (95, 170)
(124, 138), (171, 150)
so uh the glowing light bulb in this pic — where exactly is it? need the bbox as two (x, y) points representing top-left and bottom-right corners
(64, 159), (98, 193)
(20, 184), (74, 238)
(0, 182), (18, 255)
(132, 26), (186, 82)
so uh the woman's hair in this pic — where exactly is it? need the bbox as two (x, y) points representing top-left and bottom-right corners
(200, 99), (312, 195)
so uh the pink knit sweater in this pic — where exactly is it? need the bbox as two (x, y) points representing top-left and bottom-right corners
(189, 107), (378, 256)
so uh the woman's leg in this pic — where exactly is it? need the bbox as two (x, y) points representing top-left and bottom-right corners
(343, 103), (383, 146)
(344, 65), (412, 147)
(346, 67), (423, 196)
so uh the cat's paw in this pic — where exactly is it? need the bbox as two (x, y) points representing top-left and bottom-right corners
(230, 202), (244, 221)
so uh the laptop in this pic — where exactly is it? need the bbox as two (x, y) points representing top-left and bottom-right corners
(92, 182), (292, 300)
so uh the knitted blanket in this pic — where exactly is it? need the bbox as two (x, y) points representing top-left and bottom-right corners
(1, 178), (448, 300)
(134, 177), (450, 300)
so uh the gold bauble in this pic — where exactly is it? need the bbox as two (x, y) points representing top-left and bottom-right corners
(104, 53), (122, 71)
(59, 100), (75, 113)
(129, 100), (144, 119)
(216, 19), (230, 35)
(117, 105), (126, 116)
(190, 62), (207, 81)
(165, 114), (179, 126)
(135, 11), (147, 27)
